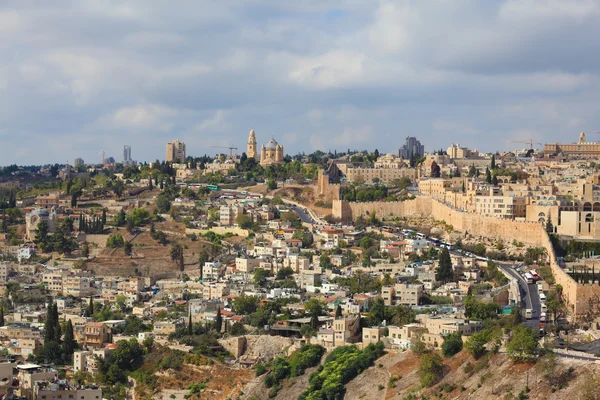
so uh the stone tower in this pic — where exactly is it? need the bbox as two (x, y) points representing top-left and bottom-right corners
(247, 129), (257, 159)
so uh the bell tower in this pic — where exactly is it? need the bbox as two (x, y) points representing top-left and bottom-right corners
(247, 129), (257, 159)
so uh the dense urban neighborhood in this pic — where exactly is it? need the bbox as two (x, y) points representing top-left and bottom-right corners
(2, 133), (600, 399)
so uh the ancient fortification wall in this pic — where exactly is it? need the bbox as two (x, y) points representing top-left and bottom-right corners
(317, 169), (341, 203)
(332, 196), (600, 319)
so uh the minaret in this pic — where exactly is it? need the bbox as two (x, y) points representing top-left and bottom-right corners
(247, 129), (257, 159)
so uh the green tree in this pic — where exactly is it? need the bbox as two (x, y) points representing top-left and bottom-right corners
(507, 325), (537, 362)
(215, 308), (223, 333)
(491, 155), (496, 170)
(236, 214), (255, 230)
(441, 331), (463, 357)
(369, 297), (388, 326)
(62, 320), (78, 362)
(170, 243), (184, 272)
(486, 167), (492, 184)
(419, 352), (444, 387)
(436, 247), (453, 283)
(335, 305), (342, 319)
(156, 193), (171, 213)
(87, 296), (94, 317)
(546, 214), (554, 233)
(188, 313), (193, 336)
(114, 209), (126, 226)
(276, 267), (294, 280)
(106, 233), (125, 248)
(0, 307), (4, 327)
(124, 241), (132, 256)
(319, 254), (333, 269)
(81, 242), (89, 258)
(253, 268), (272, 285)
(44, 301), (56, 343)
(233, 294), (260, 315)
(464, 330), (489, 359)
(34, 220), (50, 249)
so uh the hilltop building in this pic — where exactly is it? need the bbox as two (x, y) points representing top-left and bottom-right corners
(166, 140), (186, 163)
(246, 129), (284, 166)
(123, 145), (132, 164)
(247, 129), (257, 159)
(544, 132), (600, 158)
(398, 137), (424, 160)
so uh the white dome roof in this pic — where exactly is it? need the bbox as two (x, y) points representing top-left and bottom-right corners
(264, 138), (279, 149)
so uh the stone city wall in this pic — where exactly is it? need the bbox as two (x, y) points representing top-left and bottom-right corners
(332, 196), (600, 319)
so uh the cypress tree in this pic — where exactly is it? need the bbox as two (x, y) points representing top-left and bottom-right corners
(53, 302), (61, 343)
(188, 313), (193, 335)
(215, 308), (223, 333)
(44, 302), (56, 343)
(87, 296), (94, 317)
(0, 307), (4, 327)
(2, 208), (8, 233)
(436, 248), (454, 283)
(335, 305), (342, 319)
(62, 320), (78, 362)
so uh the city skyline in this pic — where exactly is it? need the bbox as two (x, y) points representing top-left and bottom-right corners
(1, 1), (600, 165)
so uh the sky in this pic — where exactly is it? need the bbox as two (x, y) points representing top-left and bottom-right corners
(1, 0), (600, 165)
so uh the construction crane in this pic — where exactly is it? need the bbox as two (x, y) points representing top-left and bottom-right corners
(210, 145), (238, 159)
(510, 140), (542, 150)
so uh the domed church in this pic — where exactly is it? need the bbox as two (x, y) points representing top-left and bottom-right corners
(246, 129), (284, 166)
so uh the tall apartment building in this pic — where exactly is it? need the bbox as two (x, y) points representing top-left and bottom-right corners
(166, 140), (186, 162)
(73, 158), (84, 167)
(399, 137), (424, 160)
(123, 145), (132, 163)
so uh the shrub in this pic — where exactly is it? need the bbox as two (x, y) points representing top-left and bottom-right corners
(299, 343), (385, 400)
(255, 363), (266, 377)
(441, 331), (463, 358)
(419, 352), (444, 388)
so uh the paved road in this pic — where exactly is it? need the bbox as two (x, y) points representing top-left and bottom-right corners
(498, 263), (541, 330)
(289, 204), (318, 224)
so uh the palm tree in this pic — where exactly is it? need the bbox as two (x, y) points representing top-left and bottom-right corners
(170, 243), (184, 274)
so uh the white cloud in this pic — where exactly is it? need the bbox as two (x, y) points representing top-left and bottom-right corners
(367, 1), (418, 54)
(112, 104), (178, 129)
(283, 132), (298, 144)
(193, 110), (230, 132)
(500, 0), (600, 21)
(122, 32), (186, 47)
(334, 126), (374, 146)
(289, 50), (365, 89)
(0, 10), (21, 34)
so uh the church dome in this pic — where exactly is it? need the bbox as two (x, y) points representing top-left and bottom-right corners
(264, 138), (279, 150)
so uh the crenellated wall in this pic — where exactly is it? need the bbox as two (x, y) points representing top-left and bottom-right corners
(332, 196), (600, 320)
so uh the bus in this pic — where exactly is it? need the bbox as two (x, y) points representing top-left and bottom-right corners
(207, 185), (219, 191)
(441, 242), (454, 250)
(530, 270), (539, 282)
(524, 272), (533, 284)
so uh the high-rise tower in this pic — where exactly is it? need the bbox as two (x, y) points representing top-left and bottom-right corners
(247, 129), (257, 159)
